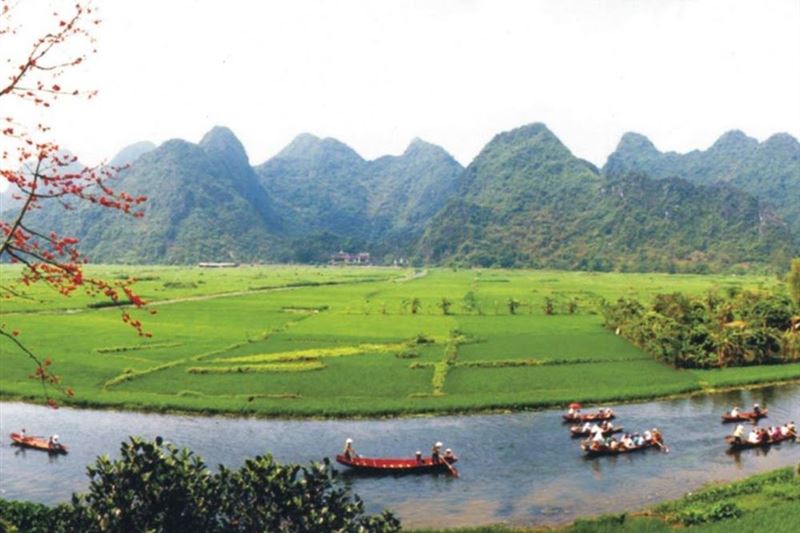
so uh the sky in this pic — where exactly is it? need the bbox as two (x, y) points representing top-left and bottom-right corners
(6, 0), (800, 168)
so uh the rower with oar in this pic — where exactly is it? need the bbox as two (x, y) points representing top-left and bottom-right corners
(432, 441), (459, 477)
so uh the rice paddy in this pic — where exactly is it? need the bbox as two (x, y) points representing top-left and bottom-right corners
(0, 265), (794, 417)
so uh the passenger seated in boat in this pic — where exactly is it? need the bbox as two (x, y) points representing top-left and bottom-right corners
(747, 430), (759, 444)
(581, 421), (593, 433)
(431, 442), (443, 464)
(787, 421), (796, 435)
(759, 428), (770, 443)
(443, 448), (455, 462)
(19, 428), (26, 441)
(752, 403), (762, 416)
(609, 439), (619, 451)
(621, 434), (634, 449)
(592, 427), (605, 443)
(415, 450), (423, 463)
(343, 438), (358, 459)
(633, 433), (645, 446)
(730, 405), (741, 417)
(770, 426), (782, 441)
(568, 406), (580, 416)
(732, 424), (745, 444)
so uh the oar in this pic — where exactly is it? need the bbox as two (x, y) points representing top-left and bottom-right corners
(653, 439), (669, 454)
(441, 457), (459, 478)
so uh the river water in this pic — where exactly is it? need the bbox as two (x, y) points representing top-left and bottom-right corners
(1, 385), (799, 528)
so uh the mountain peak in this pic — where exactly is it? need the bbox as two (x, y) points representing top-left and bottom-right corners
(710, 130), (758, 151)
(276, 133), (364, 163)
(109, 141), (156, 167)
(199, 126), (249, 164)
(763, 132), (800, 153)
(402, 137), (445, 157)
(616, 132), (657, 153)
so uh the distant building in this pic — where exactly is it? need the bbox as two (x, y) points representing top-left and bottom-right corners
(330, 251), (371, 265)
(197, 262), (239, 268)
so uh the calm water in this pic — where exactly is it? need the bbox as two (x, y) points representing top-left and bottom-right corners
(1, 385), (799, 528)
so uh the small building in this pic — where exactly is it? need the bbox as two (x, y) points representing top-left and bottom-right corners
(330, 251), (371, 265)
(197, 262), (239, 268)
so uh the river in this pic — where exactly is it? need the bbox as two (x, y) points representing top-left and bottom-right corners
(1, 385), (799, 529)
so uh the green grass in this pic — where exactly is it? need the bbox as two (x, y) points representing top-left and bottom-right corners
(409, 466), (800, 532)
(1, 265), (796, 417)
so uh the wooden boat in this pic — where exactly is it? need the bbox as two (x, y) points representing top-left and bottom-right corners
(563, 411), (615, 423)
(721, 409), (768, 423)
(725, 431), (796, 450)
(335, 454), (457, 474)
(10, 433), (68, 455)
(570, 425), (623, 438)
(580, 439), (662, 457)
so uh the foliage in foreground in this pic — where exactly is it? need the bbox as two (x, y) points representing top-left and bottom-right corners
(0, 438), (399, 533)
(602, 286), (800, 368)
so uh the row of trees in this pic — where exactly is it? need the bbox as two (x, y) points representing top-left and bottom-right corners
(602, 271), (800, 369)
(381, 294), (579, 316)
(0, 438), (400, 533)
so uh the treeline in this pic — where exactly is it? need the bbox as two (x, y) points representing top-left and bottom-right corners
(602, 286), (800, 369)
(0, 438), (398, 533)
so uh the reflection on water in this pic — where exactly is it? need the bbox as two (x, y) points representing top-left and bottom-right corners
(1, 385), (799, 528)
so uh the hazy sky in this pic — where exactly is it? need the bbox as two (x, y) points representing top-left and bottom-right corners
(9, 0), (800, 167)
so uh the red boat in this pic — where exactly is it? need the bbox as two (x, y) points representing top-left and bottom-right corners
(725, 431), (796, 450)
(580, 439), (662, 457)
(335, 454), (457, 474)
(10, 433), (68, 455)
(570, 425), (623, 438)
(721, 409), (768, 423)
(563, 411), (615, 423)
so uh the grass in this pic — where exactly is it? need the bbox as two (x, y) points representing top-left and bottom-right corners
(409, 465), (800, 532)
(1, 265), (796, 417)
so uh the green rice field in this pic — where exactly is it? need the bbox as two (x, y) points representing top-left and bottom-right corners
(1, 265), (796, 417)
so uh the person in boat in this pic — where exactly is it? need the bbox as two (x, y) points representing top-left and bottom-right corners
(759, 428), (769, 444)
(620, 434), (634, 449)
(19, 428), (27, 441)
(415, 450), (423, 463)
(342, 438), (358, 460)
(650, 428), (662, 444)
(591, 426), (606, 444)
(752, 403), (762, 416)
(643, 429), (652, 442)
(581, 421), (593, 433)
(568, 405), (580, 416)
(747, 429), (760, 444)
(732, 424), (745, 444)
(730, 405), (741, 418)
(49, 435), (60, 450)
(443, 448), (455, 463)
(633, 433), (645, 447)
(600, 420), (614, 431)
(431, 442), (443, 464)
(787, 421), (797, 435)
(770, 426), (782, 441)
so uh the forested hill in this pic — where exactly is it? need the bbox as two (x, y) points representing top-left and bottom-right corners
(415, 124), (795, 272)
(4, 123), (797, 271)
(604, 130), (800, 245)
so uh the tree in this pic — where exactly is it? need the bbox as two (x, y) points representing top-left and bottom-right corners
(1, 1), (148, 404)
(507, 297), (520, 315)
(543, 297), (554, 315)
(438, 297), (452, 315)
(409, 297), (421, 315)
(1, 438), (401, 532)
(789, 258), (800, 309)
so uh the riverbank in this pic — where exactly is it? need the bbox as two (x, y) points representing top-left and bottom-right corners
(411, 464), (800, 532)
(2, 266), (795, 419)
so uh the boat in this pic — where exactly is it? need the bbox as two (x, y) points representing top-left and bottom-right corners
(563, 411), (615, 423)
(721, 409), (768, 423)
(580, 439), (662, 457)
(570, 425), (623, 438)
(725, 431), (796, 450)
(335, 454), (457, 474)
(10, 433), (68, 454)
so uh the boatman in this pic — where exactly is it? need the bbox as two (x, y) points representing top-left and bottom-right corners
(443, 448), (455, 463)
(730, 405), (741, 418)
(752, 403), (762, 416)
(431, 441), (443, 464)
(732, 424), (745, 445)
(19, 428), (27, 441)
(343, 438), (358, 459)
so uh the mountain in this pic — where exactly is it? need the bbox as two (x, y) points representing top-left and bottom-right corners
(604, 130), (800, 243)
(416, 123), (795, 271)
(109, 141), (156, 167)
(20, 127), (284, 264)
(254, 134), (463, 261)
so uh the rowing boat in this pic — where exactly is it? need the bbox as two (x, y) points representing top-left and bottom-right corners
(570, 425), (623, 438)
(335, 454), (457, 474)
(563, 412), (615, 423)
(10, 433), (68, 454)
(580, 439), (661, 457)
(721, 409), (768, 423)
(725, 432), (796, 450)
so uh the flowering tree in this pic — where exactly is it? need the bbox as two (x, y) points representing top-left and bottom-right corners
(1, 1), (148, 405)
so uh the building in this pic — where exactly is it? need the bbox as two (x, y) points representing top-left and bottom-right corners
(330, 251), (371, 265)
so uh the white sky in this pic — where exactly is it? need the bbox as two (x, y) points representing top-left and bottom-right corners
(7, 0), (800, 168)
